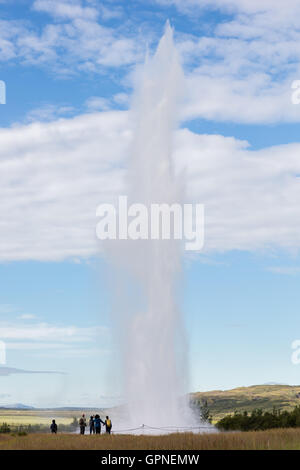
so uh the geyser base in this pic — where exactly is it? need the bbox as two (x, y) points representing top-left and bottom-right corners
(111, 422), (216, 435)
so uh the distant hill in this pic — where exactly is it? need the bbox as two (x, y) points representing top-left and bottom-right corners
(0, 403), (35, 410)
(191, 384), (300, 422)
(0, 404), (108, 411)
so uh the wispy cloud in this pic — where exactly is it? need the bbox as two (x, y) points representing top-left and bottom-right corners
(85, 94), (129, 112)
(26, 104), (75, 123)
(266, 266), (300, 275)
(0, 366), (65, 376)
(155, 0), (300, 16)
(17, 314), (36, 320)
(33, 0), (99, 20)
(1, 1), (300, 123)
(0, 316), (110, 363)
(85, 96), (111, 112)
(0, 305), (17, 314)
(153, 0), (300, 123)
(0, 1), (144, 75)
(0, 322), (107, 341)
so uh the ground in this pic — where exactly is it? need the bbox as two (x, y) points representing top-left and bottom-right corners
(1, 429), (300, 450)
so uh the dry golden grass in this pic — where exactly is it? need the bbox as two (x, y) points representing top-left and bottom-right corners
(1, 428), (300, 450)
(0, 409), (98, 426)
(0, 415), (72, 426)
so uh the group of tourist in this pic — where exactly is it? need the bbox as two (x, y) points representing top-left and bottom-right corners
(79, 413), (112, 435)
(50, 414), (112, 435)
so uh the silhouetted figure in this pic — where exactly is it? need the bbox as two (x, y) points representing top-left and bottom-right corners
(79, 414), (87, 435)
(50, 419), (57, 434)
(94, 414), (105, 434)
(104, 416), (112, 434)
(89, 415), (95, 434)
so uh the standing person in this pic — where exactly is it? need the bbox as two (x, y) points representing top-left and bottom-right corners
(94, 414), (105, 434)
(89, 415), (95, 434)
(79, 414), (87, 435)
(50, 419), (57, 434)
(104, 416), (112, 434)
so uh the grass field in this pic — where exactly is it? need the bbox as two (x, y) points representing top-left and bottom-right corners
(0, 409), (104, 426)
(0, 413), (72, 426)
(1, 429), (300, 450)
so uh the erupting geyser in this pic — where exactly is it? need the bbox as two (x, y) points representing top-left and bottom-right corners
(105, 23), (205, 432)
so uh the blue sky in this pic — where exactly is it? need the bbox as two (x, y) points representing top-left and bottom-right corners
(1, 0), (300, 407)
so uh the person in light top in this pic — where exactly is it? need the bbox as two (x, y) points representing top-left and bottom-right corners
(104, 416), (112, 434)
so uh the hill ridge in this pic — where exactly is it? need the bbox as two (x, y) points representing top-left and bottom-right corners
(191, 384), (300, 421)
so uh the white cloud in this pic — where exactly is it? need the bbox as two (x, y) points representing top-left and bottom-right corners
(153, 1), (300, 123)
(0, 366), (64, 376)
(0, 2), (144, 73)
(85, 96), (111, 111)
(0, 317), (110, 361)
(113, 93), (129, 107)
(0, 111), (130, 261)
(1, 111), (300, 260)
(0, 322), (104, 341)
(85, 94), (129, 112)
(156, 0), (300, 16)
(33, 0), (99, 20)
(181, 73), (296, 124)
(266, 266), (300, 275)
(33, 0), (124, 22)
(97, 2), (124, 21)
(0, 19), (27, 61)
(174, 129), (300, 253)
(1, 1), (300, 123)
(26, 104), (75, 123)
(176, 25), (300, 123)
(5, 342), (76, 350)
(18, 314), (36, 320)
(0, 304), (17, 314)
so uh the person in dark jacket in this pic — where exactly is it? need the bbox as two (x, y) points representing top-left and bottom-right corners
(94, 414), (105, 434)
(79, 414), (87, 435)
(50, 419), (57, 434)
(89, 415), (95, 434)
(104, 416), (112, 434)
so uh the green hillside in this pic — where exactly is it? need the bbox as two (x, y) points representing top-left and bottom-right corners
(191, 385), (300, 422)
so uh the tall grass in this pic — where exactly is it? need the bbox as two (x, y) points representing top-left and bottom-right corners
(1, 428), (300, 450)
(0, 421), (77, 434)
